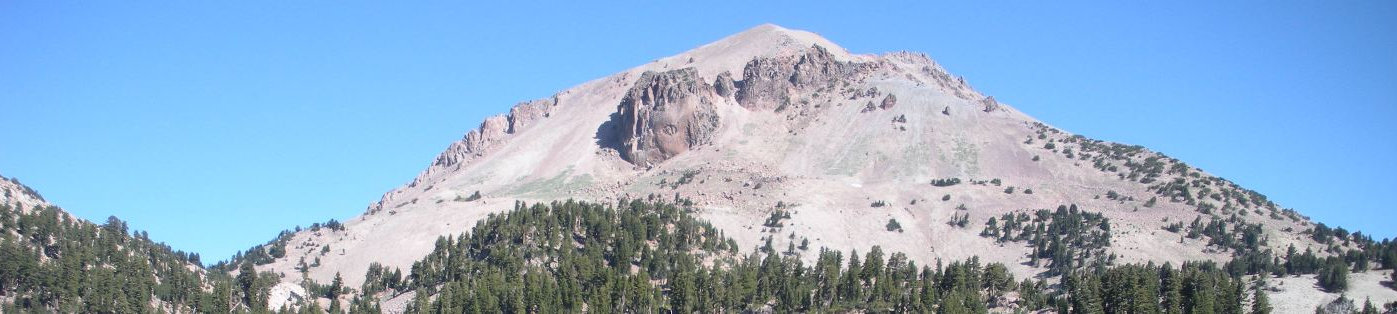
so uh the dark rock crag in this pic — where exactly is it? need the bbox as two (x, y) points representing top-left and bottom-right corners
(616, 68), (721, 166)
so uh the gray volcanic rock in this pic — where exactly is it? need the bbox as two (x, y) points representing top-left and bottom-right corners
(616, 68), (720, 166)
(507, 97), (557, 133)
(735, 44), (864, 111)
(880, 93), (897, 110)
(980, 96), (1000, 113)
(713, 71), (737, 98)
(432, 115), (508, 169)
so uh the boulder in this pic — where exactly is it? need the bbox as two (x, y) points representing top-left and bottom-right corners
(713, 71), (737, 97)
(880, 94), (897, 110)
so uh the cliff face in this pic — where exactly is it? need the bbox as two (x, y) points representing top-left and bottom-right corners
(735, 45), (868, 111)
(615, 68), (720, 166)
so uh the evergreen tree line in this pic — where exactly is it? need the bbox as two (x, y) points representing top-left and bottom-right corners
(328, 199), (1303, 314)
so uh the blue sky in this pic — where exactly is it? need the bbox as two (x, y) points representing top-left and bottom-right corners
(2, 2), (1394, 262)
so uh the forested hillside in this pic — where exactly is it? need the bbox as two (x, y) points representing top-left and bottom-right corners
(283, 198), (1394, 313)
(0, 202), (279, 313)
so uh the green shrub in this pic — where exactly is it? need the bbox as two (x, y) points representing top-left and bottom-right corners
(930, 178), (962, 187)
(456, 191), (483, 202)
(886, 219), (903, 232)
(764, 209), (791, 228)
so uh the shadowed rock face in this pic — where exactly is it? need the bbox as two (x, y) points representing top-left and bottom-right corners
(616, 68), (720, 166)
(713, 71), (737, 98)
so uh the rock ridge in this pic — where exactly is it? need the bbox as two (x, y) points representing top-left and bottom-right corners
(735, 44), (873, 111)
(369, 96), (559, 213)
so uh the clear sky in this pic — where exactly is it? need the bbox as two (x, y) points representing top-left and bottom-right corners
(2, 1), (1394, 263)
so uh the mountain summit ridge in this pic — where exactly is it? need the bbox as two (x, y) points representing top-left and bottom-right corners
(650, 23), (866, 78)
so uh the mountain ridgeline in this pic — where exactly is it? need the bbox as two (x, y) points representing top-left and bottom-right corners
(4, 24), (1397, 313)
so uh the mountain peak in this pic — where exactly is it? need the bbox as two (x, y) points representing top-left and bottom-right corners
(245, 24), (1391, 312)
(648, 24), (865, 79)
(722, 23), (819, 47)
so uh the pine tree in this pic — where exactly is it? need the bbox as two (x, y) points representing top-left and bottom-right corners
(1161, 265), (1184, 314)
(839, 250), (863, 304)
(1185, 272), (1216, 314)
(670, 269), (695, 313)
(212, 280), (234, 314)
(1317, 261), (1349, 292)
(329, 272), (345, 299)
(237, 261), (260, 310)
(937, 290), (970, 314)
(1251, 283), (1272, 314)
(863, 247), (885, 285)
(1360, 297), (1378, 314)
(1068, 274), (1105, 314)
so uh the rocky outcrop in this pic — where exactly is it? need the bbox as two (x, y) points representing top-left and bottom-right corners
(507, 97), (557, 133)
(713, 71), (736, 98)
(735, 44), (868, 111)
(370, 96), (561, 213)
(734, 55), (790, 111)
(790, 45), (849, 87)
(427, 96), (560, 172)
(615, 68), (720, 166)
(432, 115), (508, 170)
(980, 96), (1000, 113)
(880, 94), (897, 110)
